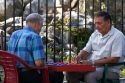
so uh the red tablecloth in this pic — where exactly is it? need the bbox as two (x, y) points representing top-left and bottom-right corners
(47, 63), (96, 72)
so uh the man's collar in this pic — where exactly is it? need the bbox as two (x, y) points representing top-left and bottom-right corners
(23, 25), (37, 34)
(96, 26), (114, 37)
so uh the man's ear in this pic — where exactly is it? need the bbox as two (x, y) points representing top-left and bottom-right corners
(107, 20), (110, 24)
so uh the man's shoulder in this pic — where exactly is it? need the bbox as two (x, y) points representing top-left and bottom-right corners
(13, 29), (22, 33)
(11, 29), (22, 36)
(113, 27), (125, 37)
(20, 28), (39, 37)
(26, 31), (40, 38)
(90, 30), (99, 37)
(11, 29), (41, 40)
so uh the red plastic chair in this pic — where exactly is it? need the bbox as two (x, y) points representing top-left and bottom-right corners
(0, 50), (49, 83)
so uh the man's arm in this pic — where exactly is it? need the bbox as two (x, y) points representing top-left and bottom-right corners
(76, 50), (90, 63)
(94, 57), (120, 66)
(80, 57), (120, 66)
(76, 34), (94, 62)
(32, 35), (46, 67)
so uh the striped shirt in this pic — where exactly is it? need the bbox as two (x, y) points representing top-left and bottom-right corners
(8, 26), (45, 67)
(83, 26), (125, 73)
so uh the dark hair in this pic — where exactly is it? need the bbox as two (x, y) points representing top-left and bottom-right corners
(95, 11), (112, 23)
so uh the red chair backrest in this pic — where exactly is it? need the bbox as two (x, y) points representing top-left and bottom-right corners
(0, 50), (31, 83)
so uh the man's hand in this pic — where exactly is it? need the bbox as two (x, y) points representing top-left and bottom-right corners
(75, 55), (81, 63)
(71, 50), (90, 64)
(79, 60), (93, 66)
(70, 55), (80, 64)
(75, 50), (84, 63)
(75, 50), (89, 63)
(35, 59), (44, 67)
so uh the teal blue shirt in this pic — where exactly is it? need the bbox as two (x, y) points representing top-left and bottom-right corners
(8, 26), (45, 67)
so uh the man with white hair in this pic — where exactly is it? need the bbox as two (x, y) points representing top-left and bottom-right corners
(8, 13), (63, 83)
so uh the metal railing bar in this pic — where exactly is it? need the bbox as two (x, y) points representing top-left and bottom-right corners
(76, 0), (80, 54)
(46, 0), (48, 62)
(13, 0), (15, 31)
(61, 0), (64, 62)
(121, 0), (123, 32)
(99, 0), (102, 11)
(114, 0), (116, 27)
(22, 0), (24, 28)
(38, 0), (40, 13)
(30, 0), (32, 13)
(69, 0), (72, 63)
(4, 0), (7, 50)
(53, 0), (56, 62)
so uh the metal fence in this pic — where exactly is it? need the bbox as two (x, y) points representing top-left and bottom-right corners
(0, 0), (125, 62)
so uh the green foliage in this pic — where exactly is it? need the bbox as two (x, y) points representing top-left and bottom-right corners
(120, 68), (125, 77)
(48, 9), (92, 62)
(71, 27), (91, 50)
(53, 19), (69, 31)
(0, 14), (4, 21)
(45, 47), (53, 59)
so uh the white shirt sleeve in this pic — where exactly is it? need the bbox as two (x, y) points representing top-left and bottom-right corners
(83, 34), (93, 53)
(111, 34), (125, 57)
